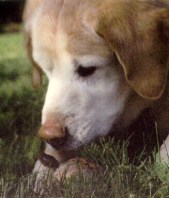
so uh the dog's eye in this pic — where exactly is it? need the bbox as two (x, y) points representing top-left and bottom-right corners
(76, 65), (96, 77)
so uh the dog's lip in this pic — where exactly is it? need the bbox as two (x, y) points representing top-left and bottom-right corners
(46, 134), (83, 151)
(39, 150), (78, 169)
(39, 153), (60, 170)
(46, 138), (67, 150)
(45, 131), (70, 150)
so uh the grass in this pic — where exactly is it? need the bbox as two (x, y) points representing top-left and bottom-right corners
(0, 31), (44, 179)
(0, 31), (169, 197)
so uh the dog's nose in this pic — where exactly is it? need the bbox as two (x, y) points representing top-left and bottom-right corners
(38, 125), (65, 140)
(38, 119), (68, 148)
(38, 117), (67, 141)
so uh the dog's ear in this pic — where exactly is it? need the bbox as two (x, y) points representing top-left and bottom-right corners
(25, 34), (42, 89)
(97, 2), (169, 100)
(32, 64), (42, 89)
(23, 0), (42, 89)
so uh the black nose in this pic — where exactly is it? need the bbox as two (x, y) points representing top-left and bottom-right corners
(47, 127), (69, 149)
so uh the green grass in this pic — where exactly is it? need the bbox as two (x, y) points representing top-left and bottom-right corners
(0, 31), (44, 178)
(0, 31), (169, 198)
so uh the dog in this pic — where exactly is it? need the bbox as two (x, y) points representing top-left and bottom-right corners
(23, 0), (169, 186)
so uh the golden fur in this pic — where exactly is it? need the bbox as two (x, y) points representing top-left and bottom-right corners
(23, 0), (169, 163)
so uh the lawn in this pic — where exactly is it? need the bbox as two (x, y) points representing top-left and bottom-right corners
(0, 31), (169, 198)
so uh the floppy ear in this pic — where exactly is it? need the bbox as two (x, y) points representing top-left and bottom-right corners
(25, 34), (42, 89)
(97, 1), (169, 100)
(23, 0), (42, 89)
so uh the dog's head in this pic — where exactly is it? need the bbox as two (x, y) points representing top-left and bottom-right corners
(25, 0), (169, 150)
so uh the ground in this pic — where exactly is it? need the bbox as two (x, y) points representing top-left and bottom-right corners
(0, 30), (169, 197)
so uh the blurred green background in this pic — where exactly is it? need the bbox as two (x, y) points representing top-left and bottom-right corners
(0, 1), (45, 178)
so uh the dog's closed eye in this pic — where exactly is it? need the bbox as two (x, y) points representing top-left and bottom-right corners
(76, 65), (96, 77)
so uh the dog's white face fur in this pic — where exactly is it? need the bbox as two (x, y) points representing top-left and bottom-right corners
(24, 0), (169, 153)
(32, 21), (130, 149)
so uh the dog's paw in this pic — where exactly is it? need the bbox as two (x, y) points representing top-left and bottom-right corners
(53, 157), (102, 181)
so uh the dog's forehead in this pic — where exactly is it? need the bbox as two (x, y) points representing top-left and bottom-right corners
(65, 28), (111, 59)
(32, 0), (111, 63)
